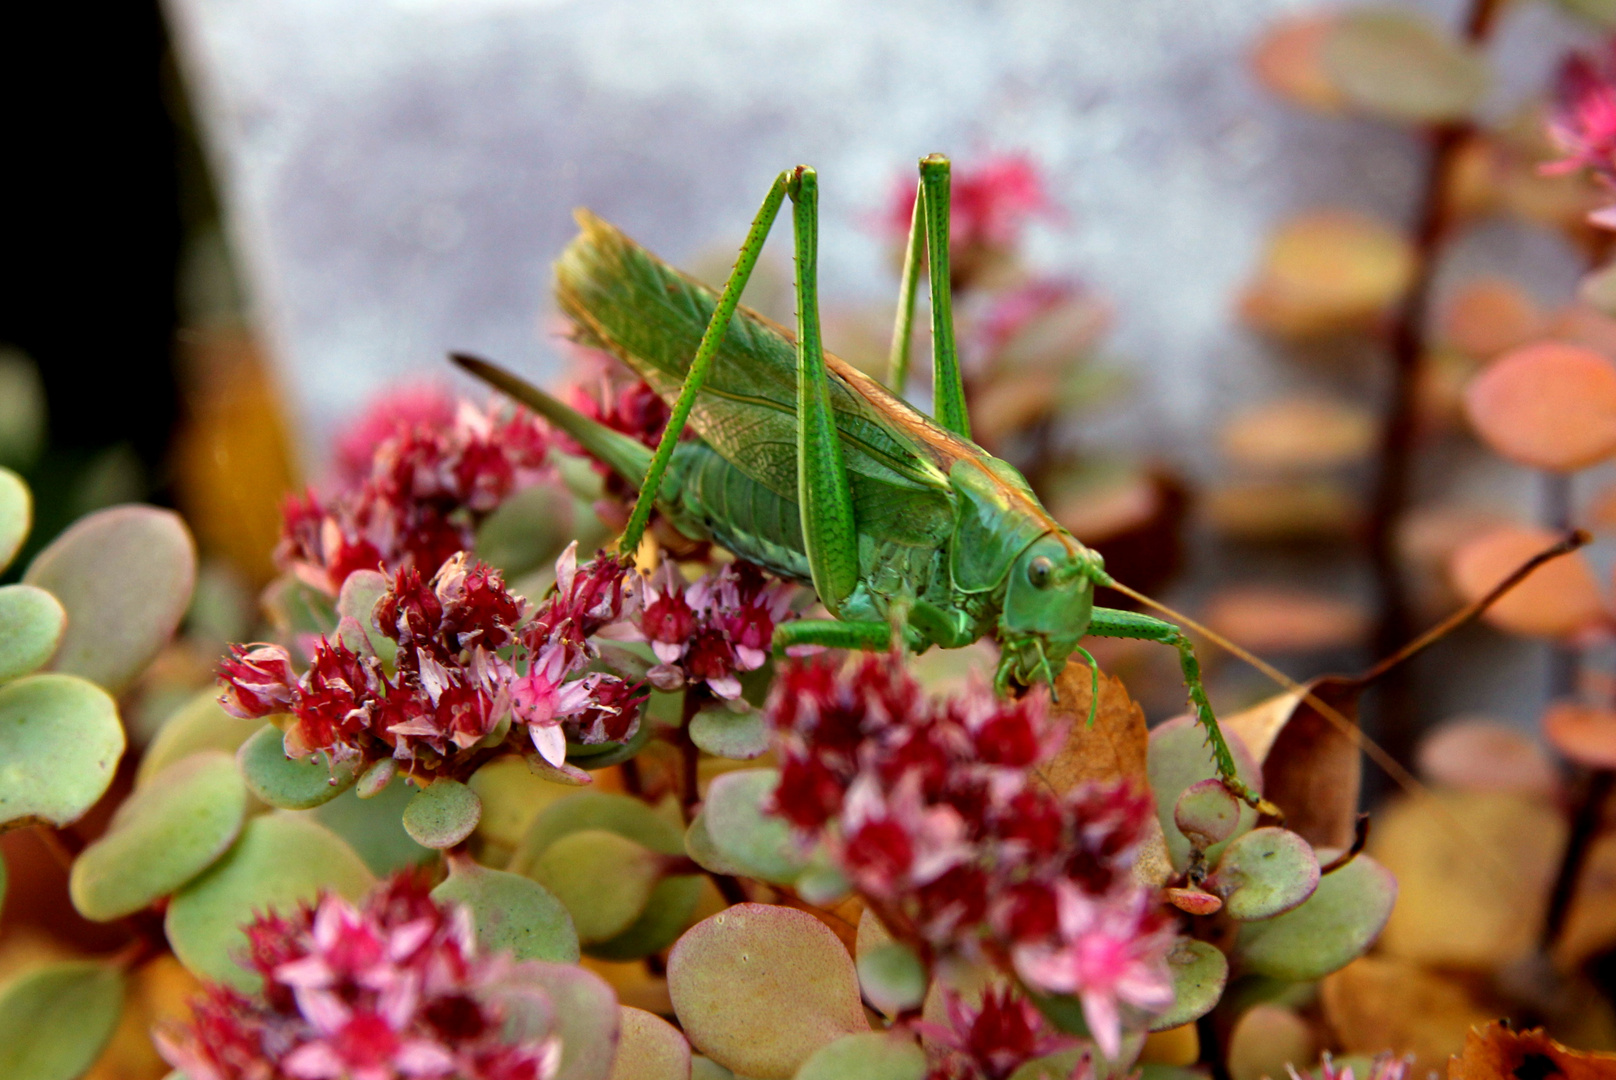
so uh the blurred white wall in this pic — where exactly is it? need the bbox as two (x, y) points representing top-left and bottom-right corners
(164, 0), (1587, 467)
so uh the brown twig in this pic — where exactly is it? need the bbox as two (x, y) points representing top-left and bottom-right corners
(1365, 0), (1507, 762)
(1541, 768), (1616, 951)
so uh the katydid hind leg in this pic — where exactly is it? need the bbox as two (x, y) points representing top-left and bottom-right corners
(1085, 606), (1272, 812)
(919, 155), (970, 440)
(617, 172), (791, 558)
(787, 167), (861, 615)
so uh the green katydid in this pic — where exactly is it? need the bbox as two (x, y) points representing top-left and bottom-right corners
(453, 155), (1265, 807)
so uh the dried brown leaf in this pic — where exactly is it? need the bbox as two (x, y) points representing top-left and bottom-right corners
(1321, 955), (1497, 1078)
(1220, 677), (1362, 849)
(1448, 1021), (1616, 1080)
(1203, 478), (1359, 541)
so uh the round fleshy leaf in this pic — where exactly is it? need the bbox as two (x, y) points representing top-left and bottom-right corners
(0, 673), (123, 831)
(1443, 278), (1542, 361)
(1449, 525), (1606, 639)
(138, 690), (266, 787)
(432, 856), (579, 963)
(794, 1032), (926, 1080)
(0, 960), (125, 1080)
(1148, 938), (1229, 1031)
(512, 791), (686, 872)
(587, 874), (704, 962)
(524, 962), (621, 1080)
(1220, 398), (1376, 471)
(1227, 1003), (1317, 1080)
(0, 585), (64, 684)
(1173, 779), (1242, 850)
(466, 756), (575, 854)
(669, 903), (868, 1079)
(355, 756), (398, 799)
(307, 779), (434, 875)
(401, 778), (483, 849)
(1206, 827), (1320, 921)
(165, 813), (375, 989)
(1463, 341), (1616, 471)
(1542, 701), (1616, 770)
(689, 705), (770, 760)
(532, 829), (665, 945)
(1236, 853), (1397, 982)
(1239, 213), (1414, 338)
(1320, 8), (1489, 123)
(691, 1058), (732, 1080)
(856, 942), (927, 1016)
(703, 768), (808, 885)
(23, 505), (196, 693)
(237, 723), (358, 810)
(685, 811), (747, 877)
(0, 468), (30, 573)
(1148, 715), (1261, 873)
(70, 751), (247, 921)
(476, 483), (576, 579)
(609, 1005), (691, 1080)
(1250, 13), (1347, 112)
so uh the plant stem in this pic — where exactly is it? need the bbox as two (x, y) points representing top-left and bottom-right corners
(1365, 0), (1506, 764)
(677, 685), (709, 824)
(1540, 767), (1615, 951)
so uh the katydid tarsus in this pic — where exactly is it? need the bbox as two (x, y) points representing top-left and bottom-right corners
(455, 155), (1265, 807)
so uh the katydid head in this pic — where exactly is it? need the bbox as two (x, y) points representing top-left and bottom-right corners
(996, 532), (1105, 690)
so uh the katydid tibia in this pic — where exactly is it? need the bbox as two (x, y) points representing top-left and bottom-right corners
(453, 155), (1264, 809)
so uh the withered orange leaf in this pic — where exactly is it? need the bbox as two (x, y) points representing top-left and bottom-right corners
(1448, 1020), (1616, 1079)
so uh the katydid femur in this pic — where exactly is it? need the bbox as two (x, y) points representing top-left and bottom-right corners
(455, 155), (1261, 807)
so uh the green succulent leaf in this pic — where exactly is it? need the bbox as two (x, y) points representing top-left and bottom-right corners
(1207, 827), (1320, 922)
(685, 810), (748, 877)
(585, 874), (703, 962)
(261, 575), (339, 639)
(476, 484), (576, 579)
(511, 791), (686, 871)
(0, 960), (125, 1080)
(401, 778), (483, 849)
(1557, 0), (1616, 28)
(138, 690), (267, 787)
(70, 751), (247, 921)
(610, 1005), (692, 1080)
(22, 505), (196, 694)
(793, 1031), (926, 1080)
(0, 585), (65, 684)
(0, 468), (31, 574)
(524, 962), (621, 1080)
(166, 813), (375, 989)
(1320, 8), (1489, 124)
(855, 943), (927, 1016)
(238, 723), (358, 810)
(669, 903), (868, 1079)
(0, 673), (123, 832)
(337, 570), (394, 663)
(1148, 716), (1261, 873)
(465, 756), (574, 854)
(432, 856), (580, 963)
(1235, 853), (1397, 982)
(702, 768), (808, 885)
(307, 778), (434, 875)
(1149, 938), (1229, 1031)
(532, 829), (665, 945)
(1172, 778), (1242, 851)
(691, 1058), (734, 1080)
(689, 704), (771, 760)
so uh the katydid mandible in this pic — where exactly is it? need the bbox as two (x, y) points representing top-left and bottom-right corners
(454, 155), (1261, 808)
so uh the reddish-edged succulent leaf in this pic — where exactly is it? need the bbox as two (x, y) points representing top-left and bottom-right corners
(1448, 524), (1607, 638)
(1442, 278), (1542, 359)
(1251, 12), (1346, 112)
(1220, 398), (1377, 471)
(1464, 341), (1616, 471)
(1449, 1021), (1616, 1080)
(1416, 716), (1559, 796)
(1239, 212), (1415, 339)
(1542, 700), (1616, 769)
(1202, 588), (1370, 655)
(1320, 8), (1489, 123)
(609, 1006), (691, 1080)
(1205, 827), (1320, 922)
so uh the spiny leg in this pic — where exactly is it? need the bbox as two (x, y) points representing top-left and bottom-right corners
(786, 167), (861, 616)
(919, 155), (970, 439)
(885, 179), (925, 395)
(1086, 606), (1275, 813)
(618, 172), (791, 558)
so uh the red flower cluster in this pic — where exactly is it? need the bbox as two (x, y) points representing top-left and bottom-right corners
(279, 397), (553, 595)
(919, 988), (1083, 1080)
(884, 156), (1055, 253)
(635, 560), (795, 699)
(220, 554), (528, 777)
(766, 655), (1173, 1057)
(510, 544), (644, 767)
(1546, 42), (1616, 228)
(157, 874), (563, 1080)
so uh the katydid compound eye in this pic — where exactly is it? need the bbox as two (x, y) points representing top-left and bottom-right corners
(1028, 556), (1054, 588)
